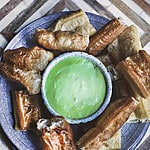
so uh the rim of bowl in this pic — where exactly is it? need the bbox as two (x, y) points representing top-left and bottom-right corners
(41, 52), (112, 124)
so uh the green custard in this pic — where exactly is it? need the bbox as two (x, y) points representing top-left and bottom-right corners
(44, 56), (106, 119)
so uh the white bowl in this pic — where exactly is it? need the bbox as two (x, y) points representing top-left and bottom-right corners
(41, 52), (112, 124)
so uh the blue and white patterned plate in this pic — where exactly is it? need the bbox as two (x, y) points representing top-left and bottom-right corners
(0, 12), (149, 150)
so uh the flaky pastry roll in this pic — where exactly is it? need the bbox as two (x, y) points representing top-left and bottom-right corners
(37, 117), (76, 150)
(77, 97), (139, 149)
(117, 50), (150, 99)
(3, 46), (54, 71)
(36, 29), (89, 51)
(49, 9), (96, 36)
(87, 18), (126, 56)
(12, 90), (41, 130)
(0, 62), (41, 95)
(107, 25), (142, 64)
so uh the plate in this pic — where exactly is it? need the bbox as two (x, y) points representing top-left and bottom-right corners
(0, 11), (149, 150)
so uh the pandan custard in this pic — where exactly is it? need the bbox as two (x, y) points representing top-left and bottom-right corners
(44, 56), (106, 119)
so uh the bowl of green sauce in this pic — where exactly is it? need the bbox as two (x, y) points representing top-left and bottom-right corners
(42, 52), (112, 124)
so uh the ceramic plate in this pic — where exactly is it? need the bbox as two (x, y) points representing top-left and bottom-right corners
(0, 12), (149, 150)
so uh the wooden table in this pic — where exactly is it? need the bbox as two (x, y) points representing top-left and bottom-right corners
(0, 0), (150, 149)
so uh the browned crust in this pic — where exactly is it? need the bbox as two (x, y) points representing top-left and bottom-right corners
(0, 62), (41, 95)
(117, 50), (150, 98)
(36, 29), (89, 51)
(77, 97), (139, 149)
(3, 46), (54, 71)
(38, 117), (77, 150)
(87, 18), (126, 56)
(12, 90), (41, 130)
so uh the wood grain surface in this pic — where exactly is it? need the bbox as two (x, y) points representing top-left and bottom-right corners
(0, 0), (149, 149)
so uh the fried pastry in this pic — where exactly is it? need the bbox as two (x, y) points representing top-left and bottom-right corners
(37, 117), (76, 150)
(107, 25), (141, 64)
(77, 97), (139, 149)
(107, 38), (120, 64)
(117, 50), (150, 99)
(0, 62), (41, 95)
(75, 23), (96, 37)
(87, 18), (126, 56)
(12, 90), (41, 130)
(36, 29), (89, 51)
(50, 9), (96, 36)
(99, 130), (121, 150)
(127, 112), (138, 123)
(97, 53), (112, 66)
(3, 46), (54, 71)
(112, 77), (134, 99)
(127, 96), (150, 122)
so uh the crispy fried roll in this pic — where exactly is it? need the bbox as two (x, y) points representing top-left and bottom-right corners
(99, 130), (121, 150)
(87, 18), (126, 56)
(117, 50), (150, 98)
(127, 96), (150, 123)
(77, 97), (139, 149)
(36, 29), (89, 51)
(134, 96), (150, 122)
(37, 117), (76, 150)
(12, 90), (41, 130)
(97, 53), (112, 66)
(49, 9), (96, 36)
(0, 62), (41, 95)
(3, 46), (54, 71)
(107, 25), (141, 64)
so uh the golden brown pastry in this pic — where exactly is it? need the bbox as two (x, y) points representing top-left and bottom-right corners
(77, 97), (139, 149)
(106, 65), (121, 81)
(3, 46), (54, 71)
(12, 90), (41, 130)
(0, 62), (41, 95)
(36, 29), (89, 51)
(117, 50), (150, 99)
(107, 25), (142, 64)
(49, 9), (96, 36)
(87, 18), (126, 56)
(107, 38), (120, 64)
(37, 117), (76, 150)
(99, 130), (121, 150)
